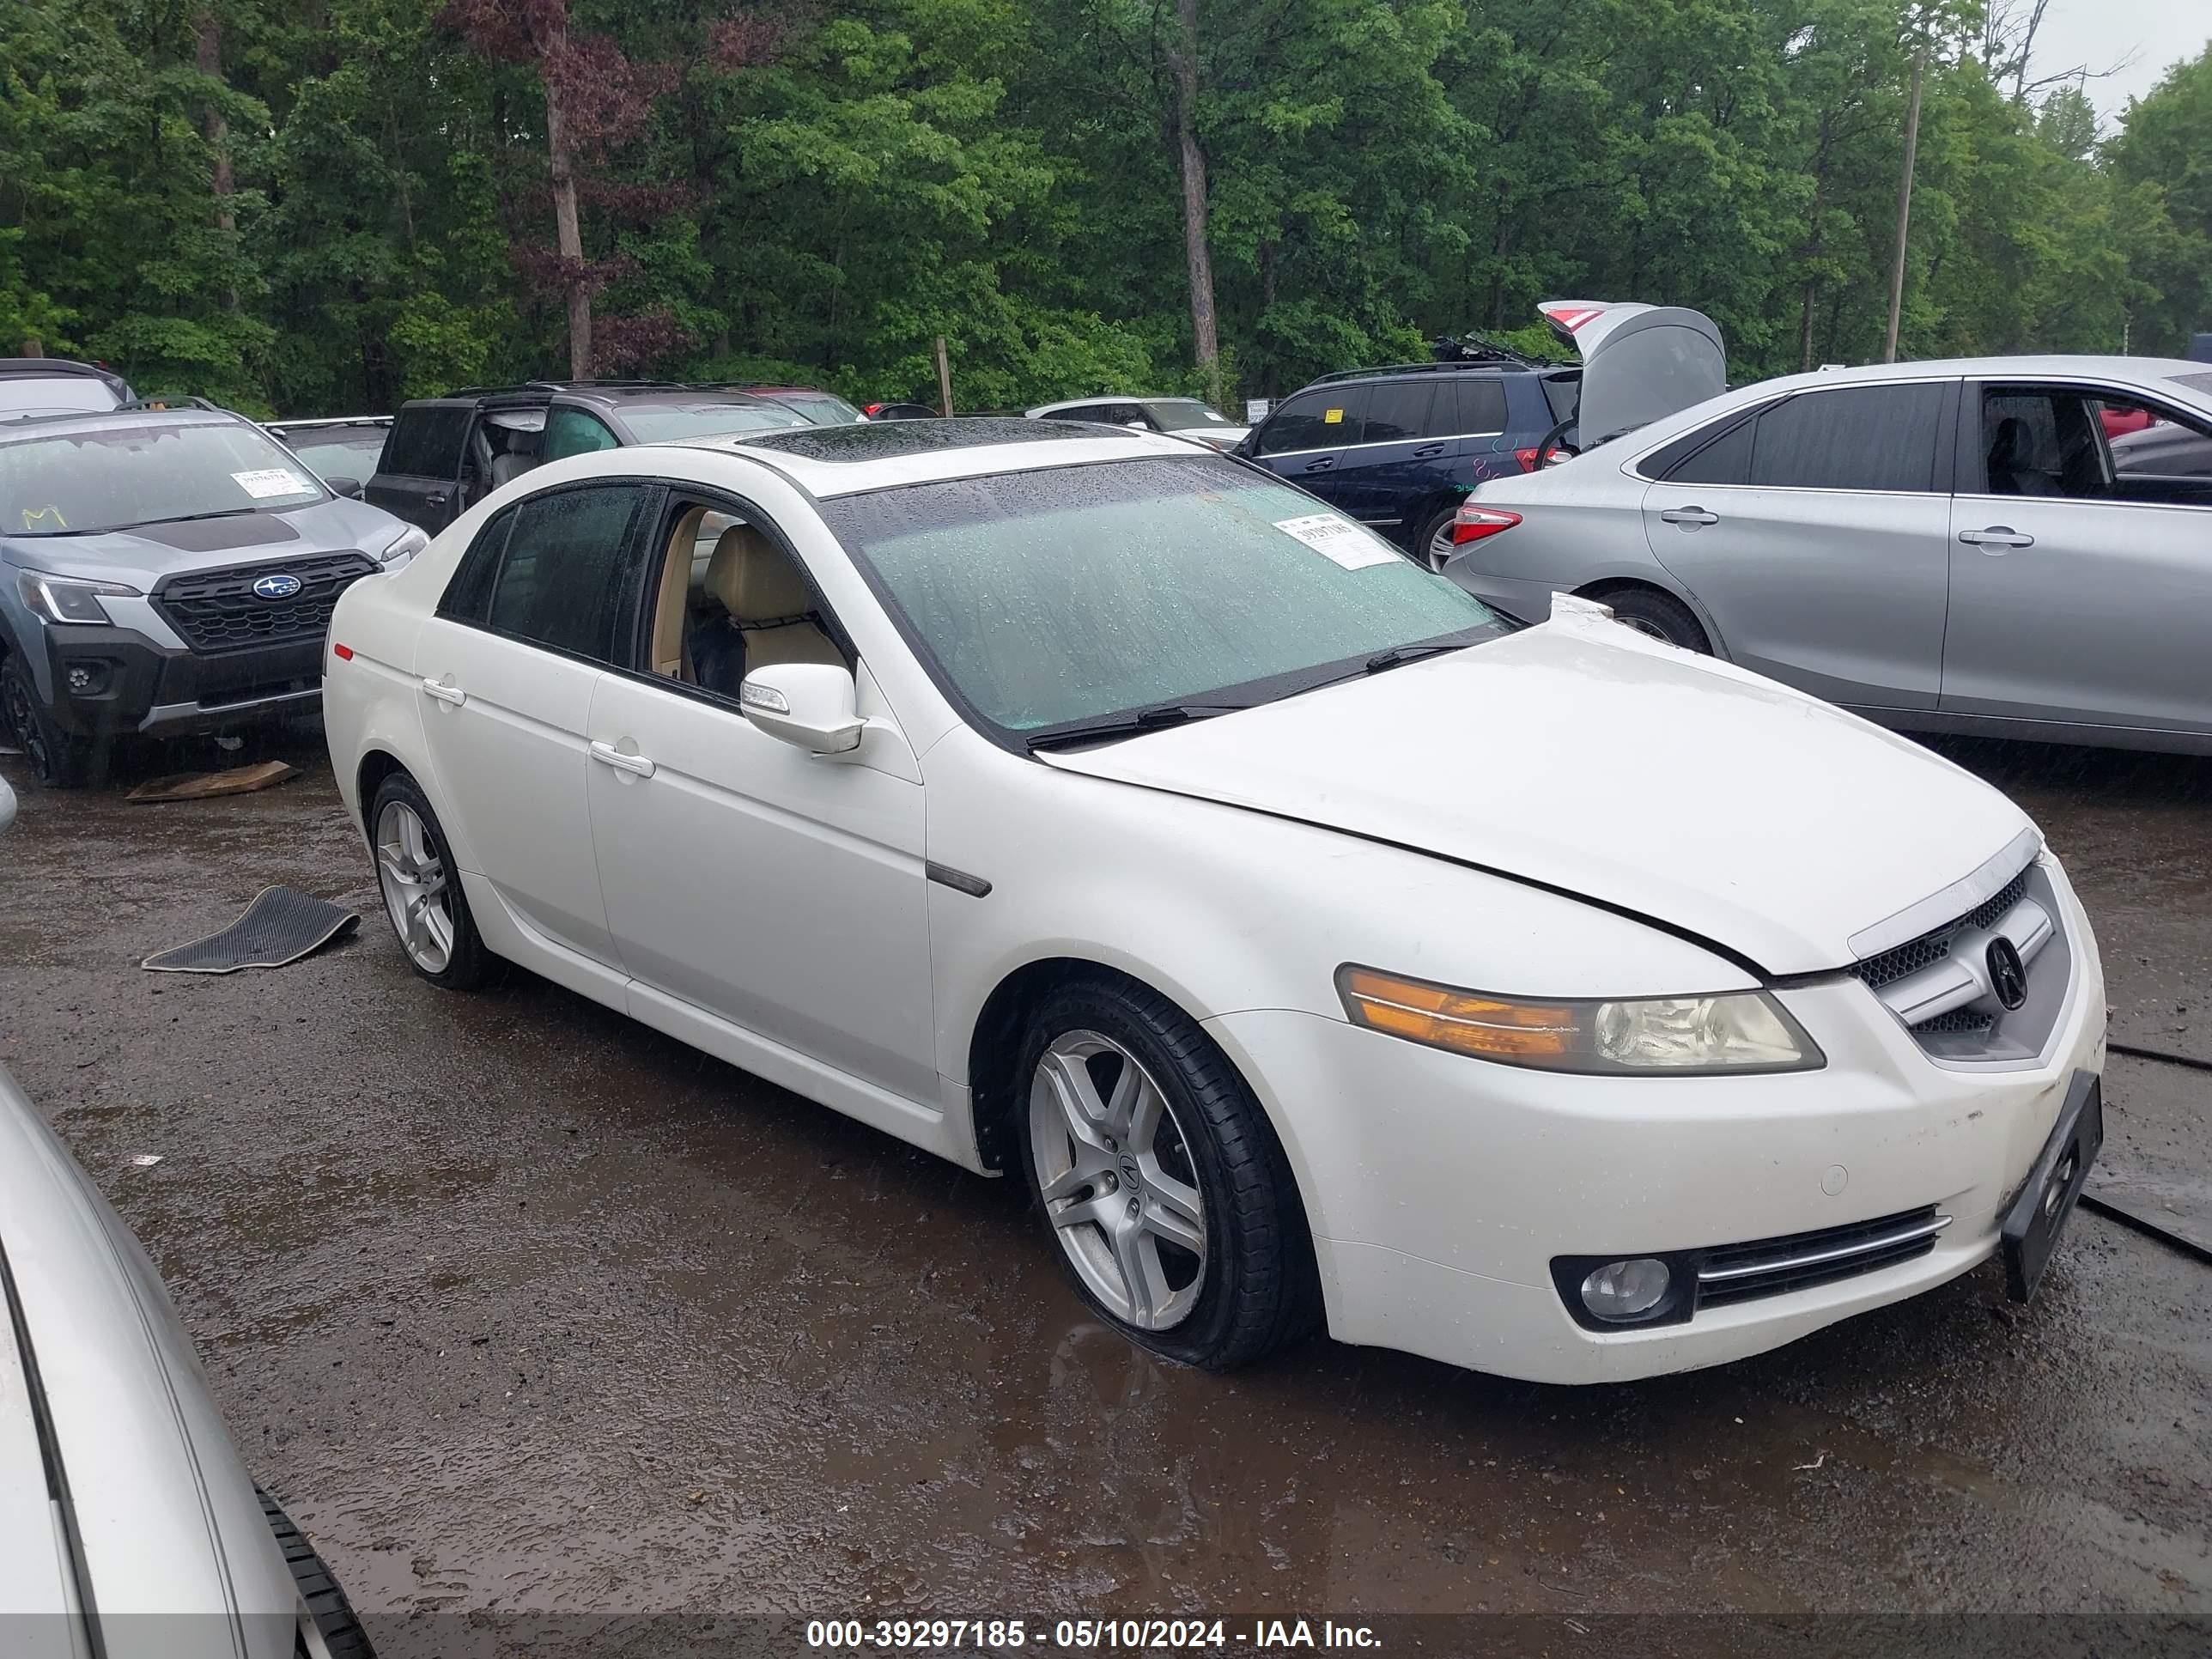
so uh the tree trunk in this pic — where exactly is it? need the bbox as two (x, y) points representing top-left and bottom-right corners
(1167, 0), (1220, 408)
(544, 22), (591, 380)
(194, 10), (237, 311)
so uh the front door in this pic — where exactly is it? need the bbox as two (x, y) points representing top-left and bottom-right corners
(1641, 379), (1957, 710)
(1942, 381), (2212, 737)
(1248, 386), (1368, 509)
(583, 492), (937, 1105)
(411, 480), (653, 968)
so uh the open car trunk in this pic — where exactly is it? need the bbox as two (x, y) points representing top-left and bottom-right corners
(1538, 300), (1727, 449)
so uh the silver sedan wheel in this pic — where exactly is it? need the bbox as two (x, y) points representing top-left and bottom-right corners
(1029, 1031), (1208, 1332)
(1425, 520), (1457, 571)
(374, 799), (454, 975)
(1614, 614), (1674, 643)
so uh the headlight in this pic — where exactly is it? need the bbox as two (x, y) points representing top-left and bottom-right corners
(1335, 965), (1823, 1074)
(16, 568), (141, 625)
(377, 526), (429, 567)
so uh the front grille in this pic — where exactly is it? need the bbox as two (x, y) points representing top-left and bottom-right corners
(153, 552), (377, 653)
(1695, 1205), (1948, 1309)
(1850, 869), (2030, 991)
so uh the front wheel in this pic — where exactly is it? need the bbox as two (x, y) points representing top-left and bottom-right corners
(1, 654), (95, 787)
(369, 771), (493, 989)
(1018, 975), (1317, 1370)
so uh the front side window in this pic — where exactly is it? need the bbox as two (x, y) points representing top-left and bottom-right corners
(483, 485), (645, 660)
(1978, 386), (2212, 501)
(1748, 384), (1945, 493)
(0, 419), (325, 535)
(821, 455), (1507, 735)
(543, 408), (622, 462)
(1255, 387), (1370, 455)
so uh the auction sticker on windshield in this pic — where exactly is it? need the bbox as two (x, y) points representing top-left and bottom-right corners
(1275, 513), (1400, 571)
(233, 468), (311, 499)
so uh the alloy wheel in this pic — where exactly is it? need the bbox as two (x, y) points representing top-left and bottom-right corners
(1028, 1030), (1208, 1331)
(0, 666), (55, 781)
(1425, 521), (1457, 572)
(1614, 614), (1674, 643)
(374, 799), (455, 974)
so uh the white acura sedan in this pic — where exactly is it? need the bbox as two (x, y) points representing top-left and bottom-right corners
(322, 419), (2106, 1385)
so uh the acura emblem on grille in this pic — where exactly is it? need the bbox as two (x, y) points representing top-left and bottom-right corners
(252, 573), (303, 601)
(1986, 937), (2027, 1011)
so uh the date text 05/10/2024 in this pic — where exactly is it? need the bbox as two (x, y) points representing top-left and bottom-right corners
(805, 1619), (1382, 1650)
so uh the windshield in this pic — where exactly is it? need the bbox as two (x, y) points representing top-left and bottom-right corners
(774, 392), (866, 426)
(624, 404), (809, 441)
(823, 456), (1505, 736)
(1146, 401), (1236, 431)
(0, 420), (325, 534)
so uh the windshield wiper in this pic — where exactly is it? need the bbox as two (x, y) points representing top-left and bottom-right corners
(131, 507), (261, 528)
(1025, 702), (1247, 751)
(1361, 641), (1467, 676)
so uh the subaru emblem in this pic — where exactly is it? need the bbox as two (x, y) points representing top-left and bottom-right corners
(1985, 937), (2027, 1012)
(252, 572), (303, 601)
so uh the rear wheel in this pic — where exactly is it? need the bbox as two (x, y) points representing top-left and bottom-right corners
(1018, 975), (1317, 1370)
(369, 771), (492, 989)
(0, 654), (94, 787)
(1413, 503), (1461, 572)
(1593, 586), (1710, 653)
(258, 1488), (376, 1659)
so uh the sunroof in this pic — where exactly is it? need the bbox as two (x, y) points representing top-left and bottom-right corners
(733, 416), (1113, 462)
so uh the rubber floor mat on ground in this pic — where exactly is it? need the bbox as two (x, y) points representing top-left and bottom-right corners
(143, 885), (358, 974)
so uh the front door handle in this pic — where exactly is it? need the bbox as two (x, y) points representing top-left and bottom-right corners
(419, 676), (465, 706)
(589, 739), (655, 779)
(1659, 506), (1719, 526)
(1411, 442), (1445, 459)
(425, 491), (449, 507)
(1303, 457), (1336, 472)
(1959, 526), (2034, 550)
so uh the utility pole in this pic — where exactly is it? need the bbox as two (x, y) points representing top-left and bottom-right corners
(1883, 46), (1928, 364)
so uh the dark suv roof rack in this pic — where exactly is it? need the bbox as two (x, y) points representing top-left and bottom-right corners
(117, 395), (232, 414)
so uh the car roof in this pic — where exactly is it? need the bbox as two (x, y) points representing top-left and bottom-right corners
(673, 415), (1207, 497)
(1750, 354), (2209, 386)
(401, 382), (794, 413)
(0, 405), (240, 445)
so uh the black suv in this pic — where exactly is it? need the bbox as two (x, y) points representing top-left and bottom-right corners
(1239, 349), (1580, 568)
(365, 382), (810, 533)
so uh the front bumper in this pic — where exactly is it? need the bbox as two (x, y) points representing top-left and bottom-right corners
(36, 623), (324, 739)
(1204, 859), (2107, 1385)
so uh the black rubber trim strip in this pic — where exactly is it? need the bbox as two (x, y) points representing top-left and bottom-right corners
(1056, 772), (1775, 981)
(927, 861), (992, 898)
(2080, 1194), (2212, 1268)
(0, 1235), (107, 1656)
(2110, 1041), (2212, 1074)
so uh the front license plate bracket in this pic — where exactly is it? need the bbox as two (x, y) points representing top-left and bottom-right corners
(2000, 1070), (2101, 1303)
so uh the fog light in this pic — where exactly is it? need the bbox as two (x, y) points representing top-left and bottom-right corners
(1579, 1258), (1671, 1321)
(64, 660), (112, 696)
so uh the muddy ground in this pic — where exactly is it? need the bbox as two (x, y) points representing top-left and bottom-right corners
(1, 729), (2207, 1650)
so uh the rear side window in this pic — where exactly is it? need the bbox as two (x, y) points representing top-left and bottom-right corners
(1649, 412), (1758, 485)
(1450, 377), (1510, 435)
(544, 407), (621, 461)
(1538, 374), (1579, 427)
(1255, 387), (1370, 455)
(1747, 385), (1945, 493)
(1360, 380), (1437, 444)
(483, 485), (646, 661)
(384, 405), (471, 478)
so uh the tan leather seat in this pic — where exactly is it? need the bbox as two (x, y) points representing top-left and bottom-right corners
(702, 525), (843, 672)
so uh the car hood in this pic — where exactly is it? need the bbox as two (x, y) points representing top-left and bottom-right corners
(2, 495), (408, 591)
(1039, 611), (2035, 975)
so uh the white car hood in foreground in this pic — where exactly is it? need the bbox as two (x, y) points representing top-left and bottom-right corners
(1042, 617), (2034, 975)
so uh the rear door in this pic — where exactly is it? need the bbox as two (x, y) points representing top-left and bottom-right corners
(1334, 378), (1444, 537)
(1941, 380), (2212, 738)
(1640, 379), (1956, 710)
(411, 480), (654, 970)
(365, 402), (471, 531)
(1248, 386), (1369, 508)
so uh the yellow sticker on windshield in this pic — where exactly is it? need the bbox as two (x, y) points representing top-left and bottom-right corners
(1324, 408), (1344, 423)
(21, 505), (67, 531)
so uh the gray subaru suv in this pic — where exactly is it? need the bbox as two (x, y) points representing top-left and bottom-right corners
(0, 405), (423, 784)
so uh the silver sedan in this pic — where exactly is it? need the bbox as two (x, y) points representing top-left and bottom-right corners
(1445, 355), (2212, 755)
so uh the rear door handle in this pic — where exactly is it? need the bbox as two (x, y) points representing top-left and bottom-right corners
(419, 677), (465, 706)
(1411, 442), (1445, 459)
(1303, 457), (1335, 472)
(1659, 507), (1719, 526)
(589, 740), (655, 779)
(1959, 526), (2034, 550)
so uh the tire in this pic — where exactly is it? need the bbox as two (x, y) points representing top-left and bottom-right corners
(1412, 502), (1461, 572)
(1595, 586), (1711, 653)
(1017, 974), (1318, 1370)
(368, 770), (494, 989)
(1, 653), (95, 787)
(258, 1487), (377, 1659)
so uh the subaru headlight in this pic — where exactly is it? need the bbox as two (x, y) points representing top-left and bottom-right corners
(17, 568), (141, 626)
(376, 526), (429, 568)
(1336, 965), (1823, 1074)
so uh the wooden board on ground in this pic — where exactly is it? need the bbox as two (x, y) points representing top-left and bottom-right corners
(126, 760), (298, 803)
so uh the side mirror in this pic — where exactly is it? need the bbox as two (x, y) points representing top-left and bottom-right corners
(0, 776), (15, 836)
(325, 476), (365, 499)
(739, 662), (866, 755)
